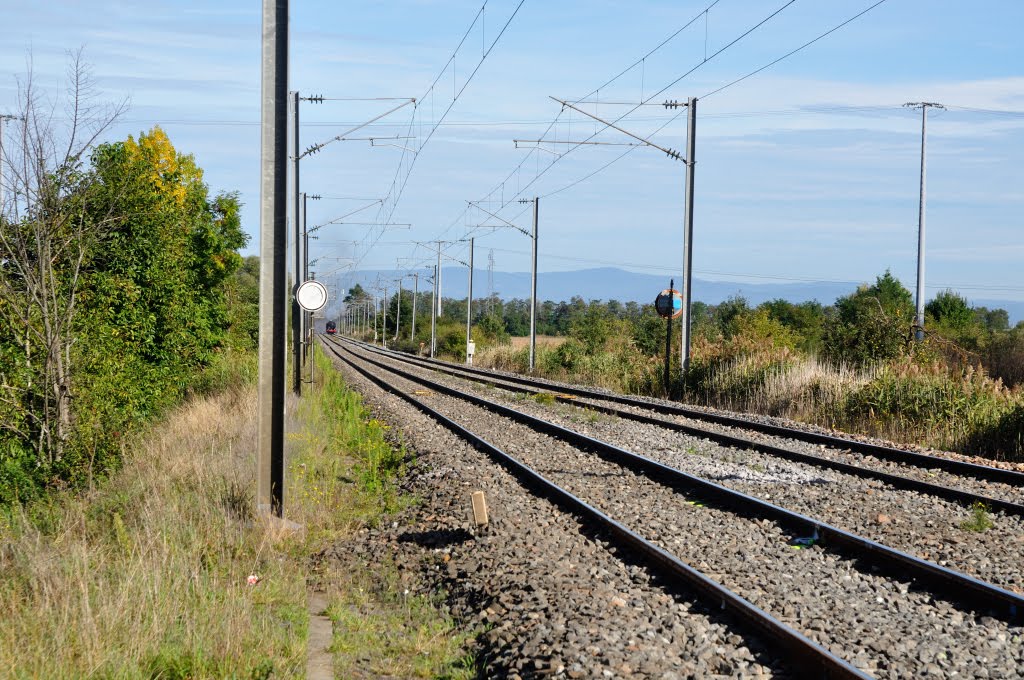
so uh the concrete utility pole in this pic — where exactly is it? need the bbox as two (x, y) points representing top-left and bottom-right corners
(382, 284), (388, 349)
(904, 101), (943, 341)
(466, 237), (474, 365)
(422, 242), (447, 356)
(289, 90), (302, 395)
(681, 98), (697, 374)
(435, 245), (443, 320)
(410, 273), (418, 342)
(257, 0), (288, 517)
(394, 277), (402, 342)
(301, 192), (310, 368)
(528, 198), (539, 371)
(430, 265), (438, 357)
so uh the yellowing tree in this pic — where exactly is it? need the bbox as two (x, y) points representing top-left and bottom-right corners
(122, 126), (203, 208)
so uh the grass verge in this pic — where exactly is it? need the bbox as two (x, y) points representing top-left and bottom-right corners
(0, 345), (474, 677)
(295, 346), (477, 678)
(0, 363), (304, 678)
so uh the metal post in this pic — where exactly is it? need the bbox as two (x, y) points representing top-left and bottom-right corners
(529, 197), (539, 372)
(436, 246), (443, 320)
(373, 295), (378, 342)
(430, 264), (437, 357)
(382, 285), (388, 349)
(290, 90), (301, 395)
(915, 105), (928, 341)
(665, 278), (673, 396)
(466, 237), (474, 365)
(257, 0), (288, 517)
(680, 97), (697, 376)
(394, 278), (402, 342)
(301, 191), (309, 366)
(411, 273), (418, 342)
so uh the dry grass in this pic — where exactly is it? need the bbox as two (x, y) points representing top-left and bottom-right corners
(486, 333), (1023, 460)
(506, 334), (566, 349)
(0, 346), (477, 677)
(690, 353), (875, 421)
(687, 352), (1024, 459)
(0, 384), (306, 678)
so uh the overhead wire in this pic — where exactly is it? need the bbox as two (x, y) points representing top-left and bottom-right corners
(347, 1), (1013, 301)
(351, 0), (527, 272)
(439, 0), (914, 294)
(114, 105), (931, 129)
(429, 0), (732, 249)
(701, 0), (890, 99)
(532, 0), (894, 203)
(465, 0), (800, 218)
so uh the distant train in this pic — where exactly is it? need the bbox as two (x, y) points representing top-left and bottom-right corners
(325, 320), (337, 335)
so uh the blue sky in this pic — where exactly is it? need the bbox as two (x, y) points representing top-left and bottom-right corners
(2, 1), (1022, 306)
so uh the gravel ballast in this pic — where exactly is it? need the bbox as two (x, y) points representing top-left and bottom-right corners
(354, 343), (1024, 592)
(331, 341), (1024, 679)
(323, 344), (789, 678)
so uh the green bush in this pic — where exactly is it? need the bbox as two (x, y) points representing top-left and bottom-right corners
(823, 271), (915, 365)
(837, 362), (1018, 455)
(984, 329), (1024, 389)
(959, 402), (1024, 460)
(436, 323), (468, 360)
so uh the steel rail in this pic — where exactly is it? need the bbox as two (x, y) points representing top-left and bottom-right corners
(321, 338), (870, 679)
(349, 339), (1024, 487)
(334, 338), (1024, 622)
(341, 338), (1024, 517)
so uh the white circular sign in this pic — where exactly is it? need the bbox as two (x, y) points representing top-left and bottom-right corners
(295, 279), (328, 312)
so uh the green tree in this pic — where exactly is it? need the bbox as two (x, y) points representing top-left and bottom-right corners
(225, 255), (260, 351)
(713, 296), (750, 340)
(476, 313), (510, 345)
(824, 271), (914, 365)
(926, 289), (973, 331)
(569, 300), (614, 354)
(344, 283), (368, 302)
(70, 127), (246, 485)
(0, 54), (128, 497)
(760, 299), (827, 352)
(973, 306), (1010, 332)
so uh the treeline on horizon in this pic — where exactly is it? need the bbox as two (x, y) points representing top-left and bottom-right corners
(344, 273), (1021, 382)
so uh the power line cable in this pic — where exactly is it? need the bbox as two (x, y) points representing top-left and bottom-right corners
(469, 0), (799, 216)
(429, 0), (737, 247)
(701, 0), (890, 99)
(530, 0), (895, 202)
(352, 0), (527, 270)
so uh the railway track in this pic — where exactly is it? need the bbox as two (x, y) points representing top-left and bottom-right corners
(352, 338), (1024, 488)
(323, 337), (1024, 678)
(341, 338), (1024, 592)
(346, 339), (1024, 513)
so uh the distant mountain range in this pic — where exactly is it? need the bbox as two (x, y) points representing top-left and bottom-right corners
(338, 267), (1024, 325)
